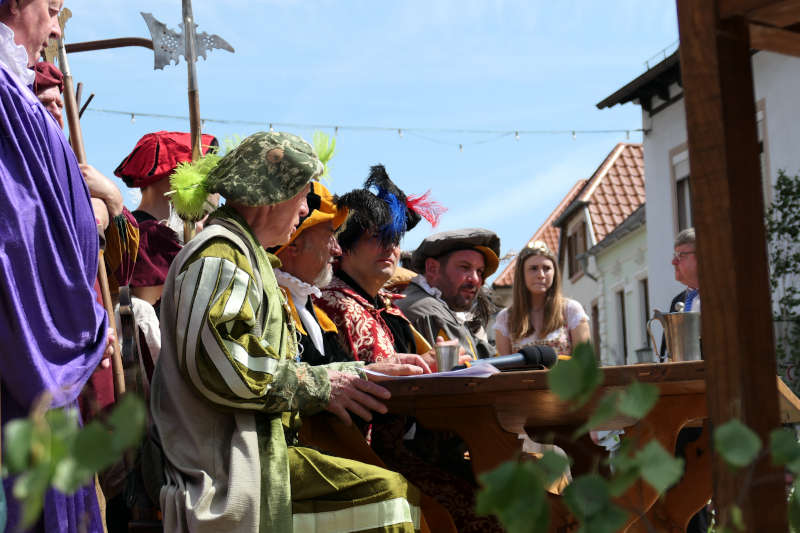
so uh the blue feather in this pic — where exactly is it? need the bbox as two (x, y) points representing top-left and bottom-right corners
(376, 187), (407, 242)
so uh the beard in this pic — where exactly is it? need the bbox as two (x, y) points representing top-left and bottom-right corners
(313, 263), (334, 288)
(442, 283), (478, 312)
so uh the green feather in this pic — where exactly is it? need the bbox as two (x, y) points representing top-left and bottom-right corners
(169, 154), (219, 221)
(312, 131), (336, 182)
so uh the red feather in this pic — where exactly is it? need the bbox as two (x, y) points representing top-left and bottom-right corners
(406, 190), (447, 227)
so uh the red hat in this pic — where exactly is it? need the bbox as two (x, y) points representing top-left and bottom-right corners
(114, 131), (218, 188)
(32, 61), (63, 94)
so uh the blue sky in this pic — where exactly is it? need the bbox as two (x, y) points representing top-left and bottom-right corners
(63, 1), (678, 281)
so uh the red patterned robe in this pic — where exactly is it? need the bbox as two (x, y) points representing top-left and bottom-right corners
(315, 274), (415, 362)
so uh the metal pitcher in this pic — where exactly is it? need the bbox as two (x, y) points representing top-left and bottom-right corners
(646, 309), (702, 362)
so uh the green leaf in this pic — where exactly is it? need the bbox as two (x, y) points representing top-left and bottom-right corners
(476, 461), (549, 533)
(770, 428), (800, 473)
(548, 342), (603, 408)
(714, 419), (763, 469)
(52, 456), (95, 495)
(547, 357), (584, 401)
(12, 462), (51, 529)
(617, 382), (659, 420)
(635, 441), (685, 493)
(730, 505), (745, 531)
(572, 391), (619, 439)
(563, 474), (610, 519)
(72, 422), (116, 473)
(3, 419), (33, 473)
(788, 480), (800, 533)
(44, 408), (79, 441)
(107, 394), (147, 453)
(538, 450), (571, 487)
(582, 503), (629, 533)
(607, 466), (640, 497)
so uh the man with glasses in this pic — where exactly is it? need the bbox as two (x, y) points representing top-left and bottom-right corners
(670, 227), (700, 313)
(663, 227), (709, 533)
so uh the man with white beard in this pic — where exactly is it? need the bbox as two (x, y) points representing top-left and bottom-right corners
(272, 182), (354, 366)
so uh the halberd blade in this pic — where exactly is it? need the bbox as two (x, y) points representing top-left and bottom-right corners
(141, 12), (182, 70)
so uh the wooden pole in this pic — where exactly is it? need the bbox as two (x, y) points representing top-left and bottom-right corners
(57, 38), (126, 398)
(676, 1), (786, 529)
(182, 0), (201, 243)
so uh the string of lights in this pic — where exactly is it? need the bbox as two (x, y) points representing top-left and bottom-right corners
(87, 107), (642, 149)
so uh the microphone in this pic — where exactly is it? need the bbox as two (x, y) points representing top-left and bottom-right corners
(452, 344), (558, 371)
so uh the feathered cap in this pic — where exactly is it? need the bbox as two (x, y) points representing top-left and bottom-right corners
(114, 131), (218, 188)
(336, 164), (446, 251)
(169, 131), (323, 221)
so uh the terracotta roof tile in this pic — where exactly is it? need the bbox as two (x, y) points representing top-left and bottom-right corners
(581, 143), (646, 243)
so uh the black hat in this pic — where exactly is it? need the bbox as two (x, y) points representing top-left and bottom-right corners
(336, 164), (444, 250)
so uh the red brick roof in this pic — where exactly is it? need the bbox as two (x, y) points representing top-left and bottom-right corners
(492, 179), (586, 288)
(492, 142), (645, 289)
(580, 143), (646, 242)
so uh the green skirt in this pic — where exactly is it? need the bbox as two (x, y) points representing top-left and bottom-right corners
(290, 447), (421, 533)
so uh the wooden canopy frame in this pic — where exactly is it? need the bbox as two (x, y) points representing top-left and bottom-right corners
(676, 0), (800, 529)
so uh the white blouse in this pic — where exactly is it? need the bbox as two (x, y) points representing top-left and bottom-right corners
(494, 298), (589, 353)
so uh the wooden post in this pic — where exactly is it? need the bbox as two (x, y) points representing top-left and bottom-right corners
(676, 1), (787, 530)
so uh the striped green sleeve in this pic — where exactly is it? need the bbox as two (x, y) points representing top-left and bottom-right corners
(172, 239), (332, 414)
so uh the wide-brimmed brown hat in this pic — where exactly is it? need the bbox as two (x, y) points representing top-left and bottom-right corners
(412, 228), (501, 278)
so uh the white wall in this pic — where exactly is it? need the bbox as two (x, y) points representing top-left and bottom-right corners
(594, 226), (649, 366)
(642, 98), (687, 314)
(641, 51), (800, 318)
(753, 52), (800, 181)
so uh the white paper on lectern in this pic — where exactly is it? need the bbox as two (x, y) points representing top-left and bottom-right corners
(363, 364), (500, 380)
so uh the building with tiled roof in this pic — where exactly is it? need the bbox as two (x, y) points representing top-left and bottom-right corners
(596, 47), (800, 371)
(489, 142), (646, 364)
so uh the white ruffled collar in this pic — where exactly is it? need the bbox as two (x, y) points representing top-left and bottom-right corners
(0, 22), (35, 87)
(412, 275), (442, 298)
(274, 269), (322, 300)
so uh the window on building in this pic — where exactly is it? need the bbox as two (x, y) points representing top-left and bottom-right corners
(639, 278), (650, 347)
(672, 105), (769, 234)
(591, 302), (601, 360)
(675, 176), (692, 232)
(672, 149), (692, 232)
(567, 221), (587, 279)
(617, 289), (628, 364)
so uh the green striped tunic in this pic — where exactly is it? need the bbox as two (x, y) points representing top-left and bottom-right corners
(151, 208), (420, 532)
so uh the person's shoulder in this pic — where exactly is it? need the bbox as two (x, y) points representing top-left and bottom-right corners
(563, 298), (585, 311)
(182, 234), (254, 276)
(668, 290), (687, 311)
(495, 306), (510, 324)
(0, 65), (37, 107)
(398, 283), (438, 310)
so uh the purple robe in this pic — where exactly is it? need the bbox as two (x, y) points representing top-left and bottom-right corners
(0, 62), (106, 532)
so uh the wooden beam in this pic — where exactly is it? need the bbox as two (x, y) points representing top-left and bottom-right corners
(749, 0), (800, 26)
(720, 0), (800, 27)
(750, 21), (800, 56)
(676, 1), (787, 530)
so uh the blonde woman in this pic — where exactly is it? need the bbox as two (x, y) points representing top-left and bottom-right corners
(495, 241), (591, 355)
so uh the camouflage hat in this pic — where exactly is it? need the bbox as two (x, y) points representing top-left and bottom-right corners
(206, 131), (323, 206)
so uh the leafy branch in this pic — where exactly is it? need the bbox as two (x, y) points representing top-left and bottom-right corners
(475, 343), (800, 533)
(2, 394), (146, 528)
